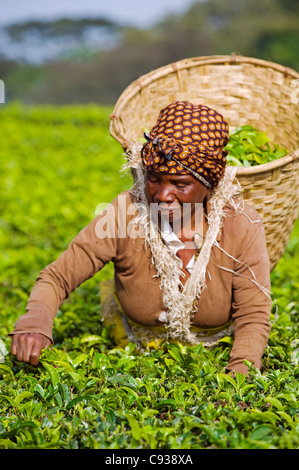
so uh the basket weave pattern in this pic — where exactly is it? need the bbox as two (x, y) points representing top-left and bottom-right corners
(110, 55), (299, 270)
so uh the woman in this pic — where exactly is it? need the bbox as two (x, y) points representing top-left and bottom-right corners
(10, 101), (271, 375)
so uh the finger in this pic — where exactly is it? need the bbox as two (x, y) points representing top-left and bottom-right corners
(29, 342), (43, 366)
(29, 335), (51, 366)
(19, 336), (31, 363)
(42, 337), (51, 350)
(10, 336), (17, 356)
(11, 335), (27, 362)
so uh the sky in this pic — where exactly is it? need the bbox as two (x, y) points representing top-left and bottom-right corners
(0, 0), (199, 27)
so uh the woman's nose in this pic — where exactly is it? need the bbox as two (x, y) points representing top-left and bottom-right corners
(155, 184), (175, 203)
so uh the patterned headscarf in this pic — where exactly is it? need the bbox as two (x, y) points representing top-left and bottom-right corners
(141, 101), (229, 189)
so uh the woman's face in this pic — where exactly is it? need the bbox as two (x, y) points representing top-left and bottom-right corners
(145, 171), (208, 224)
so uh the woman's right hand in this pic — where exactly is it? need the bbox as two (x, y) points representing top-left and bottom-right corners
(10, 333), (51, 366)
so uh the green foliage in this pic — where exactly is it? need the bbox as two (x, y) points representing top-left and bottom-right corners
(226, 126), (288, 167)
(0, 103), (298, 449)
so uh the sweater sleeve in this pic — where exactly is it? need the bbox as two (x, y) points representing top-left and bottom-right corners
(226, 207), (272, 375)
(9, 194), (123, 343)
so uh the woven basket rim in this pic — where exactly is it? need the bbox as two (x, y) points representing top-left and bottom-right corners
(236, 150), (299, 175)
(110, 54), (299, 126)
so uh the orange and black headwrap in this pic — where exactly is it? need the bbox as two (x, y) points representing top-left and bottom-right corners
(141, 101), (229, 189)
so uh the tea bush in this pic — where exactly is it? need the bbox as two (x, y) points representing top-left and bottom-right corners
(0, 103), (298, 449)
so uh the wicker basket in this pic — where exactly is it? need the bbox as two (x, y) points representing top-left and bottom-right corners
(110, 55), (299, 271)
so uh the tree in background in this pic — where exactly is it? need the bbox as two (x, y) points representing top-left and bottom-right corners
(0, 0), (298, 104)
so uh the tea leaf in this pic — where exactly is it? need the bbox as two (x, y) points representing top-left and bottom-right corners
(126, 415), (141, 440)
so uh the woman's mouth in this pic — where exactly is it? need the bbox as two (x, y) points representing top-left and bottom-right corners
(156, 204), (181, 213)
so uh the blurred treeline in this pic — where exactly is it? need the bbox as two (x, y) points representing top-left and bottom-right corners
(0, 0), (298, 105)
